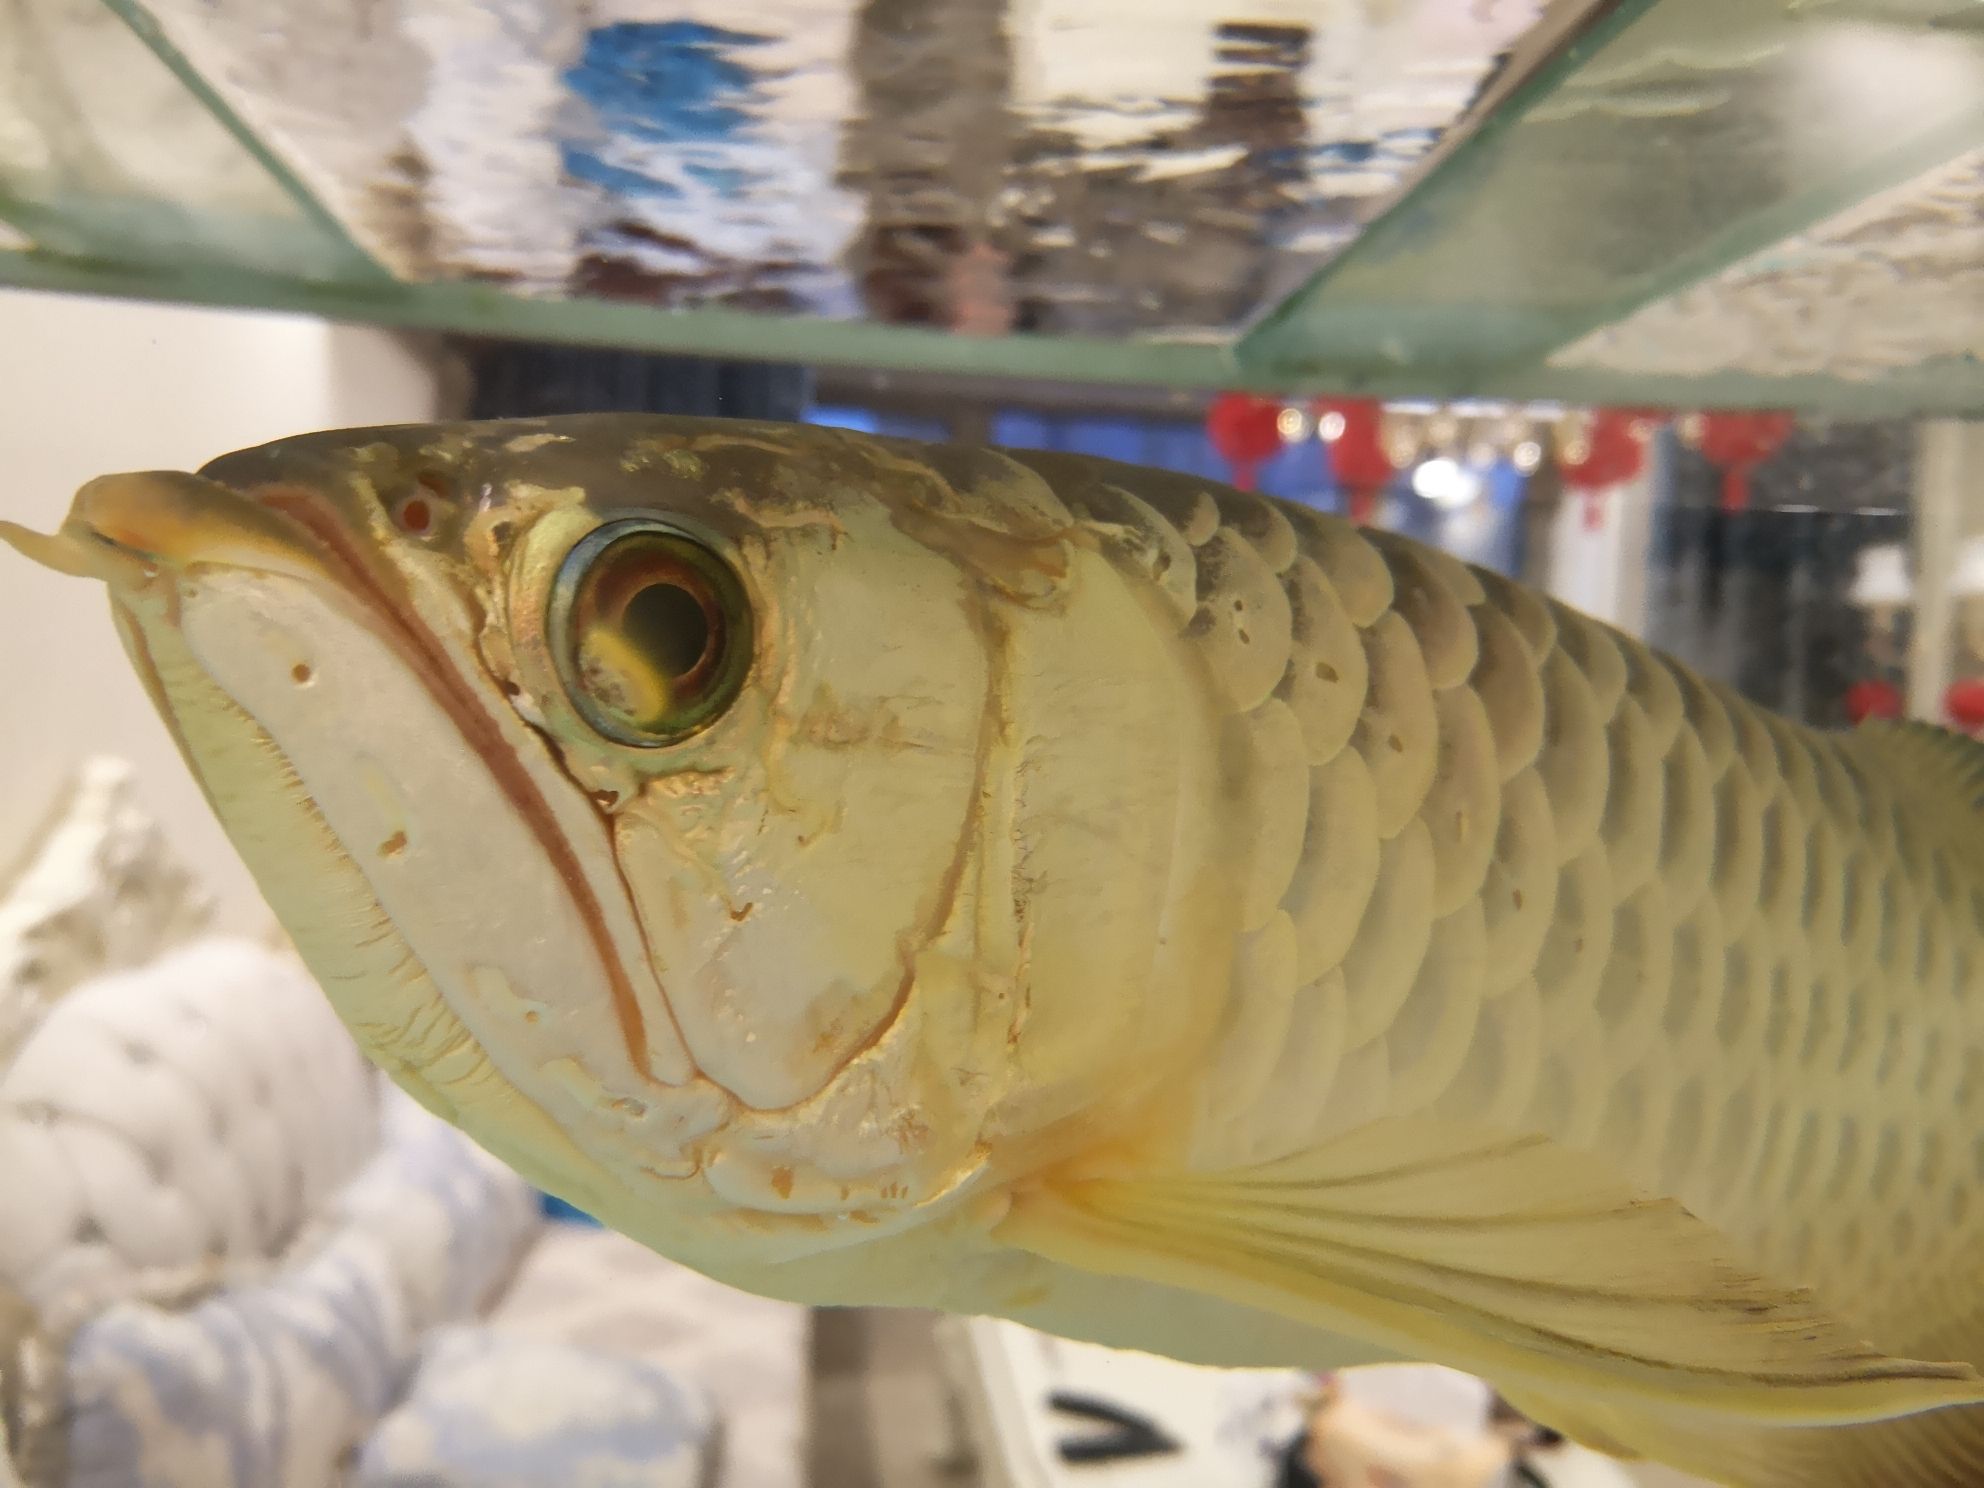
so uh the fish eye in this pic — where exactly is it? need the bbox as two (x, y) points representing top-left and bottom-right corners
(550, 519), (752, 747)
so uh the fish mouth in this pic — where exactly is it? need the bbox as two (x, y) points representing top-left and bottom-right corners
(2, 470), (335, 592)
(3, 467), (681, 1094)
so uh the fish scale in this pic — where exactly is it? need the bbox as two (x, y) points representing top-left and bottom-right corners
(1093, 492), (1984, 1387)
(1095, 496), (1984, 1484)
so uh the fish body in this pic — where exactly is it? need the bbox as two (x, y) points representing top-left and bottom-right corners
(7, 415), (1984, 1486)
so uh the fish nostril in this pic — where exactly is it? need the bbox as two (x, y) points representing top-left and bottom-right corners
(394, 472), (456, 536)
(395, 495), (435, 534)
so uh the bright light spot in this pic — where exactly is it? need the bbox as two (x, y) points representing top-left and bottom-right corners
(1513, 440), (1543, 474)
(1318, 410), (1347, 442)
(1412, 458), (1482, 510)
(1277, 407), (1309, 442)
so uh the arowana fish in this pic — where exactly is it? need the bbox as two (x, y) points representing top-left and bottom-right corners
(6, 415), (1983, 1487)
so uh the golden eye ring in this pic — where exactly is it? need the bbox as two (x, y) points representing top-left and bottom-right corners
(549, 518), (752, 748)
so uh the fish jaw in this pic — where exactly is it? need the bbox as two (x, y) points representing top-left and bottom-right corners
(75, 471), (348, 583)
(2, 471), (323, 591)
(5, 468), (739, 1222)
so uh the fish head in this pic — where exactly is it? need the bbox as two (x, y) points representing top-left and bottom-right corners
(2, 416), (1209, 1277)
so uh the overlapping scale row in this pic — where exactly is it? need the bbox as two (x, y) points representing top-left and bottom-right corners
(1070, 482), (1980, 1345)
(1063, 493), (1503, 1165)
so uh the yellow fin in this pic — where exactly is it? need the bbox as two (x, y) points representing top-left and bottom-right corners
(1504, 1382), (1984, 1488)
(994, 1117), (1984, 1428)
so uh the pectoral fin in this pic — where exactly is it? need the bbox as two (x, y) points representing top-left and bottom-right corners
(1501, 1383), (1984, 1488)
(994, 1117), (1984, 1428)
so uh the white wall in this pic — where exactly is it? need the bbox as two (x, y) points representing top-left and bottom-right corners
(0, 290), (441, 931)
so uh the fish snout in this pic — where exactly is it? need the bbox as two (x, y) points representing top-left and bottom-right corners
(0, 471), (334, 594)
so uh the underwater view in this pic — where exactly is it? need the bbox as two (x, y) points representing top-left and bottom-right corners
(1, 3), (1982, 1488)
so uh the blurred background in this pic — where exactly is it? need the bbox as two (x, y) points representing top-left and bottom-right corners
(2, 0), (1982, 1485)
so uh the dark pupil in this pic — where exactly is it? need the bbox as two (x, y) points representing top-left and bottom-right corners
(622, 579), (712, 681)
